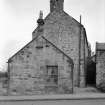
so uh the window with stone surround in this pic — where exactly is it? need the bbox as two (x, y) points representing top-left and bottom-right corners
(46, 65), (58, 86)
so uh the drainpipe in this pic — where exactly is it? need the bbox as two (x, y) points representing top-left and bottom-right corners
(78, 15), (82, 87)
(71, 63), (74, 94)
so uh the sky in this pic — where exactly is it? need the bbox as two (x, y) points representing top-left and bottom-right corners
(0, 0), (105, 71)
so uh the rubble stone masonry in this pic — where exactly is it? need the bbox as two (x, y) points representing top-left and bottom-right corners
(8, 36), (73, 95)
(96, 43), (105, 87)
(7, 0), (90, 96)
(33, 11), (90, 87)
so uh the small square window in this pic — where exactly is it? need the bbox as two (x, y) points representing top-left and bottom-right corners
(46, 65), (58, 85)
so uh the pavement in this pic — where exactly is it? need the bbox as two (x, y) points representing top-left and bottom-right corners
(0, 87), (105, 105)
(74, 86), (101, 94)
(0, 86), (105, 101)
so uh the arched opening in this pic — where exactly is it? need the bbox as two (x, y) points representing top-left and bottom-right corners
(86, 60), (96, 86)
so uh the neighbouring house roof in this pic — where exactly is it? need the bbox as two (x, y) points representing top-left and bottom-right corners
(96, 42), (105, 50)
(8, 35), (74, 67)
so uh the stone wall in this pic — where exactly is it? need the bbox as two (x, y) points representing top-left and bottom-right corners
(0, 73), (8, 95)
(79, 27), (90, 87)
(32, 10), (90, 87)
(79, 27), (85, 87)
(96, 49), (105, 87)
(33, 11), (82, 87)
(8, 36), (73, 95)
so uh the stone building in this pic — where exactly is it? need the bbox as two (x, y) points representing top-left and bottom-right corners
(7, 0), (90, 95)
(0, 72), (8, 95)
(96, 43), (105, 89)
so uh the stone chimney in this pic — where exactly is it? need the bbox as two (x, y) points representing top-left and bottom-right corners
(37, 11), (44, 26)
(37, 11), (44, 31)
(50, 0), (64, 12)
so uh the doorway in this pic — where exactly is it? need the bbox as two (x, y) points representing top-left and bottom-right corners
(86, 61), (96, 86)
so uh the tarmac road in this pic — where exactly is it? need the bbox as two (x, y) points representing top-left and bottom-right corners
(0, 93), (105, 105)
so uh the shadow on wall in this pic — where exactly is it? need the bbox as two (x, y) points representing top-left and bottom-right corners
(86, 58), (96, 87)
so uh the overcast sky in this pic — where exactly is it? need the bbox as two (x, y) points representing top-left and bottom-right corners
(0, 0), (105, 71)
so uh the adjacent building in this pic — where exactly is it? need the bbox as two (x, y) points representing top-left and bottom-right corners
(96, 43), (105, 89)
(0, 72), (8, 95)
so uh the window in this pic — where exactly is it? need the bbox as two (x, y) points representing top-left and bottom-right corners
(36, 46), (43, 49)
(46, 65), (58, 85)
(36, 39), (43, 49)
